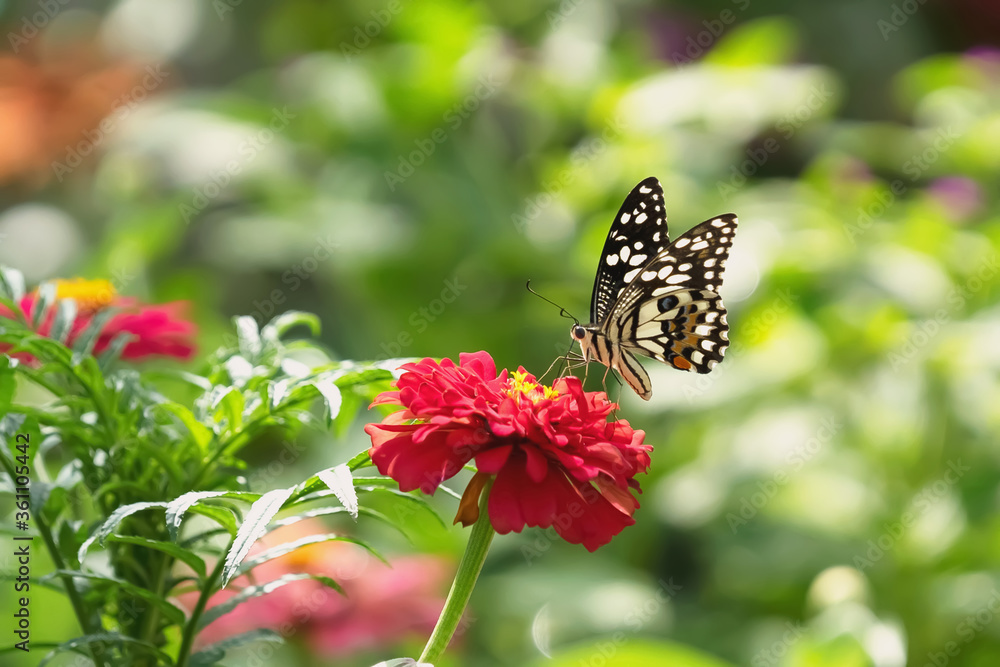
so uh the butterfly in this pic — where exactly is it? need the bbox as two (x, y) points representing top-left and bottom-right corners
(570, 176), (737, 400)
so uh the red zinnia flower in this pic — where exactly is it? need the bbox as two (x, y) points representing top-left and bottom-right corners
(364, 351), (652, 551)
(1, 278), (196, 361)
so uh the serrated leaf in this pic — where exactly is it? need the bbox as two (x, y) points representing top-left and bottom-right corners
(48, 298), (77, 344)
(36, 633), (173, 667)
(78, 501), (168, 563)
(186, 504), (239, 536)
(166, 490), (259, 541)
(318, 464), (358, 520)
(348, 450), (373, 471)
(212, 386), (244, 433)
(221, 487), (295, 587)
(199, 573), (344, 629)
(189, 629), (285, 667)
(104, 534), (207, 579)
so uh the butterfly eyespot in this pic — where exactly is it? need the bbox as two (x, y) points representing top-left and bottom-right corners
(572, 325), (586, 340)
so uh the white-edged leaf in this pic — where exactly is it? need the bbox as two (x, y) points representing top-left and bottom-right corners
(315, 376), (342, 424)
(318, 464), (358, 520)
(31, 282), (56, 329)
(0, 266), (26, 301)
(221, 487), (295, 587)
(166, 490), (258, 541)
(78, 501), (168, 563)
(49, 298), (77, 344)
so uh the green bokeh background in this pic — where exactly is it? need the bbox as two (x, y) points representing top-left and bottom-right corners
(1, 0), (999, 665)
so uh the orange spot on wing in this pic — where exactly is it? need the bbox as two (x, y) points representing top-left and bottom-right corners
(672, 356), (692, 370)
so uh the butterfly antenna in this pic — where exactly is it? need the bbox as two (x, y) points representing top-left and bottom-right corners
(525, 280), (579, 324)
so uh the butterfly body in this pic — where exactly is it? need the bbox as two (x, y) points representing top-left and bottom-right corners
(573, 177), (737, 400)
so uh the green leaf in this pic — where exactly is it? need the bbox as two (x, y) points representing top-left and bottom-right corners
(348, 450), (373, 471)
(199, 573), (344, 629)
(212, 387), (245, 433)
(0, 266), (26, 301)
(166, 490), (259, 541)
(236, 533), (387, 578)
(235, 316), (262, 360)
(48, 298), (77, 344)
(262, 310), (321, 342)
(43, 570), (188, 626)
(318, 464), (358, 520)
(31, 282), (56, 330)
(36, 632), (174, 667)
(71, 307), (118, 361)
(189, 629), (284, 667)
(98, 331), (135, 372)
(222, 487), (296, 587)
(186, 504), (239, 536)
(315, 376), (342, 425)
(0, 356), (16, 408)
(104, 534), (207, 579)
(540, 639), (736, 667)
(157, 403), (214, 450)
(78, 501), (168, 563)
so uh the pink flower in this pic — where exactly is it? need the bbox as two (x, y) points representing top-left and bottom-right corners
(364, 351), (652, 551)
(183, 520), (451, 657)
(1, 278), (196, 361)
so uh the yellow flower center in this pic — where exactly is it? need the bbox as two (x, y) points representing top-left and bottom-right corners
(52, 278), (116, 314)
(507, 370), (559, 403)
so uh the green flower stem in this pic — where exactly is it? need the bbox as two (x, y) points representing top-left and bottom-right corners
(419, 481), (495, 664)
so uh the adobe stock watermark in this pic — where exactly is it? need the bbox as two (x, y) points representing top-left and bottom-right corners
(727, 415), (842, 532)
(50, 65), (171, 182)
(574, 578), (683, 667)
(383, 73), (505, 191)
(887, 254), (997, 371)
(853, 459), (970, 571)
(920, 590), (1000, 667)
(843, 126), (961, 244)
(373, 275), (467, 361)
(716, 84), (835, 201)
(751, 622), (807, 667)
(670, 0), (751, 68)
(339, 0), (405, 61)
(6, 0), (74, 52)
(682, 288), (799, 402)
(877, 0), (930, 41)
(511, 116), (627, 234)
(178, 107), (296, 224)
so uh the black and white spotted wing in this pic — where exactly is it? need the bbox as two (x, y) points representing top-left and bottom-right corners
(590, 176), (671, 325)
(571, 177), (737, 400)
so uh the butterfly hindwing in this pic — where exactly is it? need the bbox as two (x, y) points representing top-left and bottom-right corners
(605, 213), (737, 376)
(590, 177), (670, 325)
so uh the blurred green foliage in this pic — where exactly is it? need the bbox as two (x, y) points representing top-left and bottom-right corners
(1, 0), (999, 665)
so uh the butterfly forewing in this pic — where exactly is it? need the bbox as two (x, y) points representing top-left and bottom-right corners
(590, 177), (671, 325)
